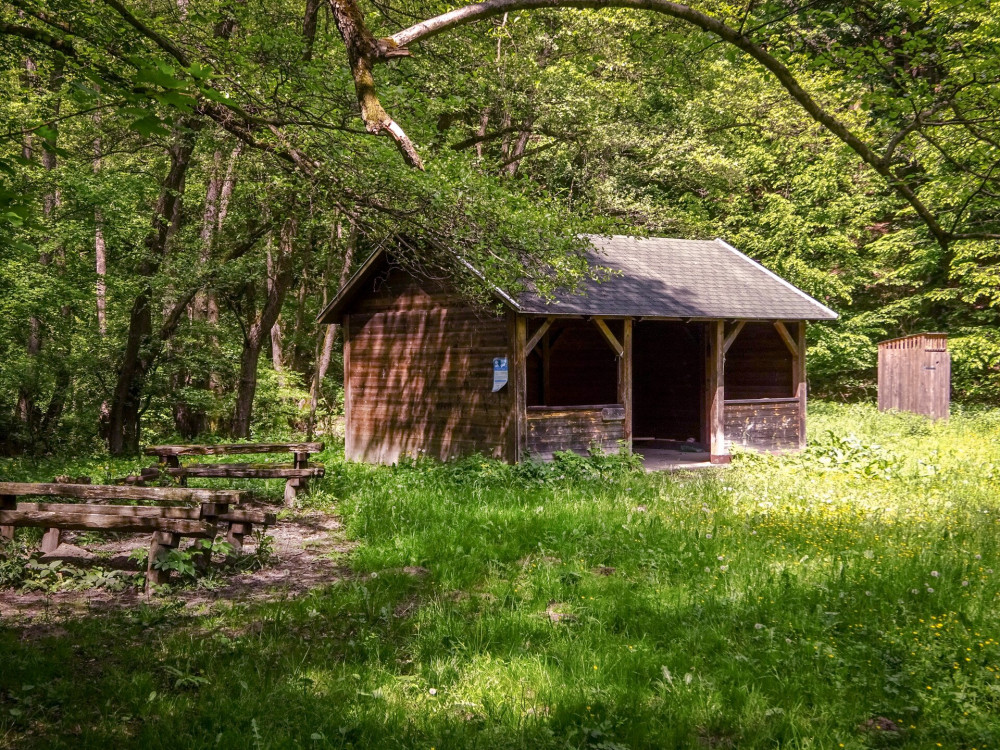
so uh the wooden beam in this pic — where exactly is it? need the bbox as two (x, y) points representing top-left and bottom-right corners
(773, 321), (799, 358)
(0, 482), (243, 505)
(157, 463), (325, 479)
(795, 321), (807, 450)
(593, 318), (624, 357)
(541, 331), (551, 405)
(16, 503), (203, 519)
(525, 316), (555, 355)
(343, 313), (354, 460)
(219, 509), (276, 525)
(513, 314), (528, 461)
(618, 318), (633, 448)
(0, 510), (212, 535)
(1, 494), (13, 541)
(723, 321), (746, 354)
(708, 320), (729, 464)
(144, 441), (324, 457)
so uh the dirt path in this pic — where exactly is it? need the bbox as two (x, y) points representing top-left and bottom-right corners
(0, 508), (356, 626)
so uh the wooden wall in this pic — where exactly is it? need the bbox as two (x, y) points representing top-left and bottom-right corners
(526, 319), (619, 407)
(724, 398), (801, 451)
(725, 323), (793, 399)
(343, 267), (513, 463)
(526, 407), (626, 459)
(878, 334), (950, 420)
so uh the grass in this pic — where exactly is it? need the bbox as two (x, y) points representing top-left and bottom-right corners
(2, 402), (1000, 748)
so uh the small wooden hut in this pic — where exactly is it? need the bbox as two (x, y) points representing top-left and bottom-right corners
(877, 333), (950, 420)
(317, 236), (837, 464)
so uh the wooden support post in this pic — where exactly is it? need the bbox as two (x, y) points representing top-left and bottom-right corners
(541, 331), (550, 405)
(285, 451), (311, 506)
(618, 318), (633, 449)
(225, 522), (252, 555)
(342, 313), (353, 460)
(41, 527), (61, 553)
(147, 531), (181, 588)
(513, 314), (528, 462)
(795, 321), (807, 450)
(0, 495), (14, 541)
(708, 320), (729, 464)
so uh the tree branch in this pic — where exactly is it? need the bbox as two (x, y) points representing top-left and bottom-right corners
(0, 21), (76, 56)
(328, 0), (423, 168)
(99, 0), (190, 67)
(384, 0), (956, 248)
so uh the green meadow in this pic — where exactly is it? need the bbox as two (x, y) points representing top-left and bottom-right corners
(3, 402), (1000, 749)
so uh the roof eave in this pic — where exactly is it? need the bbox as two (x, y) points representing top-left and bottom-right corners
(315, 246), (388, 325)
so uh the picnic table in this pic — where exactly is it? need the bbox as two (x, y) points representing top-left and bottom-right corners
(0, 482), (273, 586)
(141, 441), (325, 505)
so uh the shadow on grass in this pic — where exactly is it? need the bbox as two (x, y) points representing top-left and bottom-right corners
(2, 450), (1000, 749)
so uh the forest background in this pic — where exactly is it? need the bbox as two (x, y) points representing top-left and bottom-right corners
(1, 0), (998, 456)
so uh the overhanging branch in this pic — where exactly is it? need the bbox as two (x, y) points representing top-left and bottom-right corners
(382, 0), (957, 248)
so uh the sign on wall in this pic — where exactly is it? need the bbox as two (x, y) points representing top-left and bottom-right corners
(492, 357), (508, 392)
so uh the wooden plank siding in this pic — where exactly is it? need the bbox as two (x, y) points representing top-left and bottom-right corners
(344, 269), (514, 463)
(724, 322), (794, 399)
(723, 398), (801, 452)
(877, 334), (950, 420)
(526, 407), (626, 459)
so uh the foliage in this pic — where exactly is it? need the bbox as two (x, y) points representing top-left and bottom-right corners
(1, 0), (999, 454)
(949, 330), (1000, 405)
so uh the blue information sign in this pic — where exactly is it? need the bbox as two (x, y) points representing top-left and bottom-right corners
(492, 357), (509, 392)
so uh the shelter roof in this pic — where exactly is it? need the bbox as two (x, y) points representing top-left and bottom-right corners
(317, 235), (838, 323)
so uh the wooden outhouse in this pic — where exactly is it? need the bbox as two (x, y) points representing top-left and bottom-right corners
(877, 333), (950, 420)
(317, 236), (837, 464)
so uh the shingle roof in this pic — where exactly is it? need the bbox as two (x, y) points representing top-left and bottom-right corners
(516, 235), (837, 320)
(316, 235), (838, 324)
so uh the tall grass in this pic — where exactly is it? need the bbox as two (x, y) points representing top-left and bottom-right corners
(2, 403), (999, 748)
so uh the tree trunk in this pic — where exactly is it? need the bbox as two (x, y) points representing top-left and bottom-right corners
(17, 57), (64, 448)
(94, 121), (107, 336)
(503, 123), (532, 177)
(173, 147), (226, 438)
(231, 217), (297, 438)
(107, 120), (202, 455)
(302, 0), (321, 60)
(308, 221), (356, 433)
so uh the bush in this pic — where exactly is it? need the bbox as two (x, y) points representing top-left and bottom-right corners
(950, 331), (1000, 404)
(806, 325), (877, 401)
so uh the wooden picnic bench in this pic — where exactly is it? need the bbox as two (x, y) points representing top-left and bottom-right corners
(141, 441), (325, 505)
(0, 482), (274, 586)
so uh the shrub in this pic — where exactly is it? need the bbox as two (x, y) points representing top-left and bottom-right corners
(950, 330), (1000, 404)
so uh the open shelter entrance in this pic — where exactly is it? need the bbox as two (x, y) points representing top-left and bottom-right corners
(632, 321), (705, 446)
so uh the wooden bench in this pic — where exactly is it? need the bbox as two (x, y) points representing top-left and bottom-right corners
(142, 442), (325, 505)
(0, 482), (261, 587)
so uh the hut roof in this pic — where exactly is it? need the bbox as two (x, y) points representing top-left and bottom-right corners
(317, 235), (838, 323)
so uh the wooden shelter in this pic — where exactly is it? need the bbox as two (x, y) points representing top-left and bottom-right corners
(317, 236), (837, 464)
(877, 333), (950, 420)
